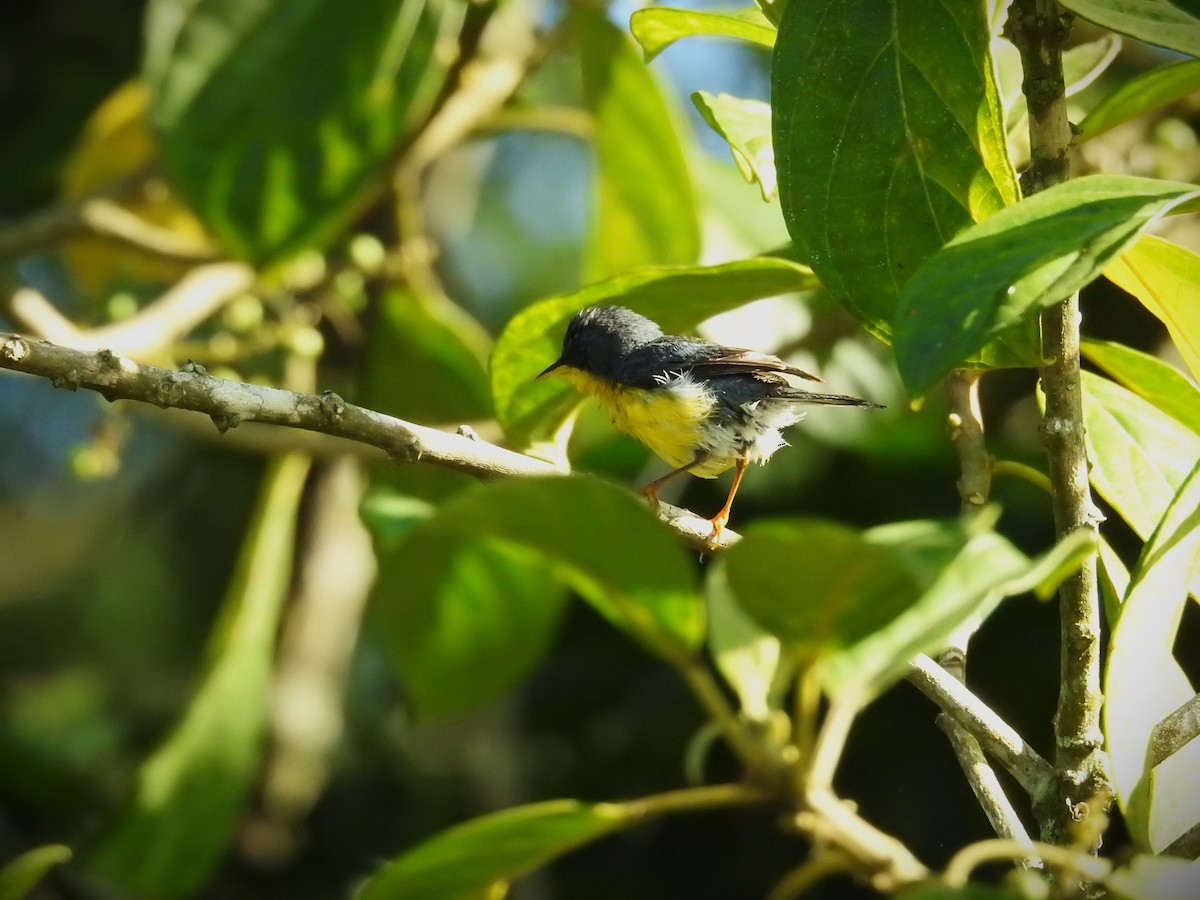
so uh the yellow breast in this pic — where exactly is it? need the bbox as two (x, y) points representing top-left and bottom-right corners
(559, 368), (735, 477)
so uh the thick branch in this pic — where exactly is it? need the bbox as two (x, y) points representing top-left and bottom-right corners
(1005, 0), (1110, 847)
(0, 333), (734, 551)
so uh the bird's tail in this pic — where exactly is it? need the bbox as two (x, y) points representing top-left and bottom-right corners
(778, 388), (884, 408)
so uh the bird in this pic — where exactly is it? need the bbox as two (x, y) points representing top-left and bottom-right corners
(538, 305), (883, 544)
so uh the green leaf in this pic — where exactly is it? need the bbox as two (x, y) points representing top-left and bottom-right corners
(772, 0), (1019, 341)
(1078, 59), (1200, 143)
(723, 519), (921, 662)
(1081, 338), (1200, 436)
(89, 454), (310, 896)
(1104, 233), (1200, 380)
(893, 175), (1200, 394)
(706, 562), (782, 719)
(630, 7), (776, 61)
(359, 288), (493, 423)
(576, 5), (699, 281)
(1098, 535), (1131, 627)
(1058, 0), (1200, 58)
(691, 91), (776, 201)
(144, 0), (463, 263)
(0, 845), (71, 900)
(1081, 371), (1200, 540)
(357, 800), (629, 900)
(1108, 854), (1200, 900)
(1105, 460), (1200, 852)
(372, 529), (568, 718)
(418, 476), (703, 660)
(823, 528), (1094, 702)
(490, 257), (821, 445)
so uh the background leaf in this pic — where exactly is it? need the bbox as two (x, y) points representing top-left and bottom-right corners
(772, 0), (1019, 340)
(490, 257), (821, 445)
(88, 454), (310, 896)
(893, 175), (1200, 394)
(629, 7), (775, 60)
(1081, 338), (1200, 436)
(705, 564), (781, 720)
(1077, 59), (1200, 143)
(576, 5), (699, 281)
(1058, 0), (1200, 58)
(691, 91), (776, 201)
(1105, 461), (1200, 851)
(0, 845), (71, 900)
(1104, 234), (1200, 380)
(1081, 371), (1200, 540)
(357, 800), (628, 900)
(144, 0), (463, 263)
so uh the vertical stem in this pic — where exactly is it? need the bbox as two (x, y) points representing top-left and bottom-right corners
(1005, 0), (1110, 847)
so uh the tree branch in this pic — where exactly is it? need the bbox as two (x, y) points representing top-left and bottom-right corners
(1005, 0), (1111, 847)
(0, 332), (736, 551)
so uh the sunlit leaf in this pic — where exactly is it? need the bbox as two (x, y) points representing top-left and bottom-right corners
(372, 529), (568, 718)
(1005, 34), (1121, 131)
(89, 454), (310, 896)
(1081, 371), (1200, 541)
(490, 257), (821, 446)
(0, 845), (71, 900)
(1104, 234), (1200, 381)
(1105, 461), (1200, 851)
(629, 7), (775, 61)
(1058, 0), (1200, 58)
(723, 519), (921, 662)
(1077, 59), (1200, 143)
(372, 476), (703, 661)
(824, 528), (1094, 702)
(692, 91), (776, 201)
(576, 5), (699, 281)
(145, 0), (463, 263)
(1108, 855), (1200, 900)
(772, 0), (1019, 341)
(1081, 339), (1200, 436)
(357, 800), (628, 900)
(894, 175), (1200, 394)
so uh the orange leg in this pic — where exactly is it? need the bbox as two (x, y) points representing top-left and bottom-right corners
(707, 456), (748, 547)
(641, 450), (710, 508)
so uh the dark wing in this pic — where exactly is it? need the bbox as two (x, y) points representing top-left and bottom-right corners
(686, 345), (824, 383)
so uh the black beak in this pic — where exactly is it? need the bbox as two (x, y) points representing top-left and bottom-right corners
(537, 358), (566, 379)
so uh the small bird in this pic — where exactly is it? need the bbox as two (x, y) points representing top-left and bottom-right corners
(539, 305), (882, 544)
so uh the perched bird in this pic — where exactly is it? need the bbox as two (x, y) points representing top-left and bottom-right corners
(539, 305), (882, 544)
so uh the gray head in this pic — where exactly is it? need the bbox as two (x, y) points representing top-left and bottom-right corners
(539, 306), (663, 381)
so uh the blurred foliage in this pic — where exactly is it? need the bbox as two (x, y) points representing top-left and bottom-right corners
(1, 0), (1199, 898)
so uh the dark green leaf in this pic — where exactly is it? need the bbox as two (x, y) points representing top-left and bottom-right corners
(1078, 59), (1200, 142)
(1082, 371), (1200, 540)
(1105, 461), (1200, 851)
(357, 800), (628, 900)
(0, 845), (71, 900)
(723, 520), (921, 661)
(145, 0), (463, 263)
(491, 257), (821, 445)
(89, 454), (310, 896)
(576, 5), (699, 280)
(1058, 0), (1200, 58)
(630, 7), (775, 61)
(420, 476), (703, 660)
(1081, 339), (1200, 436)
(893, 175), (1200, 394)
(373, 530), (567, 718)
(772, 0), (1019, 340)
(824, 528), (1094, 702)
(691, 91), (775, 200)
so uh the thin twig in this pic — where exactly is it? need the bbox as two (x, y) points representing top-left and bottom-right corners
(0, 332), (737, 552)
(1005, 0), (1110, 847)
